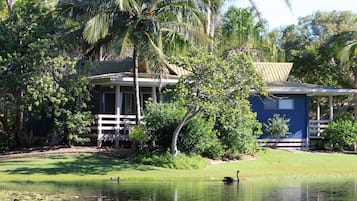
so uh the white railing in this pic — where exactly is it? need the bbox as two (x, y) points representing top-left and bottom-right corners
(93, 114), (136, 147)
(309, 120), (329, 138)
(258, 138), (307, 150)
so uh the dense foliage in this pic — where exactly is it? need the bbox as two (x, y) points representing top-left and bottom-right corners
(144, 102), (223, 158)
(0, 1), (92, 149)
(323, 119), (357, 151)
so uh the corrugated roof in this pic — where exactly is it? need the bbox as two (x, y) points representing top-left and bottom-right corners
(167, 64), (190, 77)
(254, 62), (293, 82)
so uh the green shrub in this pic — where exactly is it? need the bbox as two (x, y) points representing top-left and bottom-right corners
(129, 126), (147, 142)
(144, 102), (184, 150)
(202, 139), (225, 159)
(264, 114), (290, 138)
(216, 103), (262, 155)
(144, 102), (223, 157)
(130, 152), (208, 169)
(323, 119), (357, 151)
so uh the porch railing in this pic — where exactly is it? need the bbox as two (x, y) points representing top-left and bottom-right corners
(92, 114), (136, 147)
(309, 120), (329, 138)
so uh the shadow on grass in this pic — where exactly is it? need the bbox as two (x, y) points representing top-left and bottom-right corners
(5, 153), (154, 175)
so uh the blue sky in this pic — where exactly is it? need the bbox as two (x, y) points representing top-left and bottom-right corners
(224, 0), (357, 30)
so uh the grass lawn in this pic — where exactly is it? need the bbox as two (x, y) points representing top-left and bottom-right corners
(1, 148), (357, 182)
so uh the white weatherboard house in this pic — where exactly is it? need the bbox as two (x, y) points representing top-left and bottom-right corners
(89, 60), (357, 149)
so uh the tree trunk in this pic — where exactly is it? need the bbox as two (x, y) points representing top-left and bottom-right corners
(171, 111), (191, 156)
(14, 89), (24, 147)
(354, 77), (357, 121)
(171, 108), (201, 156)
(6, 0), (15, 16)
(206, 2), (214, 52)
(133, 47), (141, 125)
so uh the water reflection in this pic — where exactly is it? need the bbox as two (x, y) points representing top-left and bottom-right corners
(1, 178), (357, 201)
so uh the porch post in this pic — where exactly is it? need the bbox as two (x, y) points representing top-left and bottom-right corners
(115, 86), (122, 116)
(317, 97), (321, 135)
(115, 86), (121, 148)
(152, 87), (157, 103)
(329, 96), (333, 121)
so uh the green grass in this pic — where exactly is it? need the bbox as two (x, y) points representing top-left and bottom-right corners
(1, 149), (357, 182)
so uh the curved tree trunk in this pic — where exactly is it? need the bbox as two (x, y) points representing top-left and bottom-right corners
(171, 108), (201, 156)
(171, 111), (191, 156)
(133, 47), (141, 125)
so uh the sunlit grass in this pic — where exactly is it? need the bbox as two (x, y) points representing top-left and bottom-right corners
(1, 149), (357, 182)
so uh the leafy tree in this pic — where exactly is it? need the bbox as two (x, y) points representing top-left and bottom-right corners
(281, 11), (357, 62)
(168, 49), (265, 156)
(0, 0), (92, 147)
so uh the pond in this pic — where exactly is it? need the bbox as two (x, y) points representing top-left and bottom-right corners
(1, 178), (357, 201)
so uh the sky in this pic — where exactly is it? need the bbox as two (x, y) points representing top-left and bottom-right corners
(224, 0), (357, 30)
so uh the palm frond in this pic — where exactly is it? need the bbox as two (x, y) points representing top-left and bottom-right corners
(340, 40), (357, 64)
(114, 30), (134, 59)
(161, 21), (210, 46)
(114, 0), (140, 13)
(83, 13), (112, 44)
(144, 32), (169, 65)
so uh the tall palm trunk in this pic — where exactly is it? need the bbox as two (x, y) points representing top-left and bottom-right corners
(133, 46), (141, 124)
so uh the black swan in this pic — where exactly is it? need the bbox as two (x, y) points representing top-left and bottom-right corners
(223, 170), (240, 184)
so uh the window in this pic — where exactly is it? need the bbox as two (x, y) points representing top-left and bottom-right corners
(263, 99), (278, 110)
(263, 98), (294, 110)
(121, 92), (154, 114)
(279, 99), (294, 110)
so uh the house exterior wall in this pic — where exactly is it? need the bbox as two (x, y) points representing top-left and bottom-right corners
(249, 94), (309, 139)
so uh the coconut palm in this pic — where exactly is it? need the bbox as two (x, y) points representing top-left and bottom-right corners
(217, 6), (285, 61)
(58, 0), (206, 124)
(338, 32), (357, 118)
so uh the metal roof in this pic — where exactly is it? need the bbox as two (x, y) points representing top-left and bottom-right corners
(254, 62), (293, 82)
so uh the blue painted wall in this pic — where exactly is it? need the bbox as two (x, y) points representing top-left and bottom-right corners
(249, 95), (309, 139)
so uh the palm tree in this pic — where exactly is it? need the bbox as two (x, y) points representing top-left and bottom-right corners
(217, 6), (285, 61)
(59, 0), (206, 124)
(339, 32), (357, 118)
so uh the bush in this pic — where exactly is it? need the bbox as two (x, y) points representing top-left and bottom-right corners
(130, 152), (208, 169)
(129, 125), (147, 142)
(129, 125), (149, 150)
(264, 114), (290, 139)
(216, 103), (262, 155)
(144, 102), (223, 158)
(323, 119), (357, 151)
(144, 102), (184, 150)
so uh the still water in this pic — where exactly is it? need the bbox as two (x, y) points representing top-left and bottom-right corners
(1, 178), (357, 201)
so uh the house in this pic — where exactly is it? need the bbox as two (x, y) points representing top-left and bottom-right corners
(89, 60), (357, 149)
(250, 62), (357, 149)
